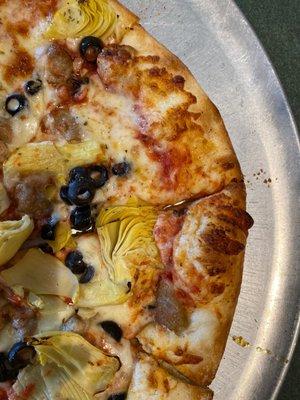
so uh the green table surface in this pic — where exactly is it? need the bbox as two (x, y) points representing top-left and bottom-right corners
(234, 1), (300, 399)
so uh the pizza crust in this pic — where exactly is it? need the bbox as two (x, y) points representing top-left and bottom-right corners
(138, 182), (253, 385)
(127, 352), (213, 400)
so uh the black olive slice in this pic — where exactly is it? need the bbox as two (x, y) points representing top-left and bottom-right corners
(79, 265), (95, 283)
(60, 185), (73, 205)
(24, 79), (42, 96)
(107, 393), (127, 400)
(100, 321), (123, 342)
(0, 352), (17, 382)
(70, 206), (93, 232)
(88, 165), (109, 188)
(69, 166), (90, 182)
(5, 94), (28, 116)
(111, 162), (131, 177)
(8, 342), (35, 369)
(41, 218), (58, 241)
(65, 251), (86, 274)
(80, 36), (104, 62)
(67, 179), (95, 206)
(39, 243), (54, 254)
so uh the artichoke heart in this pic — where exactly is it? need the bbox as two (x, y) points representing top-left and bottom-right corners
(47, 221), (76, 253)
(3, 141), (104, 189)
(13, 332), (119, 399)
(0, 215), (34, 267)
(45, 0), (117, 40)
(1, 248), (79, 301)
(97, 198), (162, 286)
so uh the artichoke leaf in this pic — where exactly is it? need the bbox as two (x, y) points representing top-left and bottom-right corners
(75, 234), (130, 308)
(0, 182), (9, 215)
(32, 331), (119, 394)
(13, 364), (50, 400)
(41, 363), (93, 400)
(3, 141), (104, 189)
(0, 248), (79, 301)
(0, 215), (34, 267)
(45, 0), (117, 40)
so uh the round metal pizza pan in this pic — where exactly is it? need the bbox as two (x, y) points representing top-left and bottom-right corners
(125, 1), (300, 399)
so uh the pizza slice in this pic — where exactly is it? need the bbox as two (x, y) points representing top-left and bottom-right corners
(0, 1), (253, 399)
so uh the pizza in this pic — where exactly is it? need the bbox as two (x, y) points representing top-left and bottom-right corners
(0, 1), (253, 399)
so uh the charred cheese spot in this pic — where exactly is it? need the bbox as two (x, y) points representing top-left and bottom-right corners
(201, 228), (245, 256)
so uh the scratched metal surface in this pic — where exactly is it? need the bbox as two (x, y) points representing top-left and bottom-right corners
(124, 1), (300, 399)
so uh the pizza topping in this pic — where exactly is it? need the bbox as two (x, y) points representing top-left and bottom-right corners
(45, 0), (117, 40)
(38, 243), (54, 255)
(7, 342), (35, 371)
(0, 118), (13, 144)
(0, 353), (17, 382)
(0, 215), (33, 267)
(3, 141), (104, 190)
(14, 175), (53, 220)
(40, 218), (58, 241)
(0, 248), (79, 301)
(11, 331), (119, 398)
(154, 279), (189, 334)
(5, 94), (28, 117)
(79, 265), (95, 283)
(100, 320), (123, 342)
(45, 108), (82, 142)
(112, 162), (131, 177)
(45, 43), (73, 86)
(65, 250), (87, 274)
(80, 36), (104, 63)
(88, 165), (109, 188)
(24, 79), (43, 96)
(60, 185), (73, 205)
(67, 178), (96, 206)
(70, 205), (94, 232)
(108, 393), (127, 400)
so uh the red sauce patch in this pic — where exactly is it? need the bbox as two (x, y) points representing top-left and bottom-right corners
(3, 48), (34, 84)
(136, 133), (190, 190)
(154, 212), (185, 267)
(19, 384), (35, 399)
(0, 388), (8, 400)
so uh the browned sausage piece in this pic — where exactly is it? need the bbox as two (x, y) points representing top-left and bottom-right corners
(154, 278), (189, 334)
(14, 174), (53, 220)
(0, 117), (13, 144)
(47, 108), (82, 142)
(45, 43), (73, 86)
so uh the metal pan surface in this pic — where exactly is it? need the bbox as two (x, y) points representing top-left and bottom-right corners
(124, 1), (300, 399)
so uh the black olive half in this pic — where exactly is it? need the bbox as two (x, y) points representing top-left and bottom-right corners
(0, 352), (18, 382)
(39, 243), (54, 254)
(65, 251), (86, 274)
(70, 205), (93, 232)
(112, 162), (131, 177)
(67, 179), (95, 206)
(88, 165), (109, 188)
(24, 79), (42, 96)
(80, 36), (104, 62)
(79, 265), (95, 284)
(108, 393), (127, 400)
(100, 321), (123, 342)
(60, 185), (73, 205)
(41, 218), (58, 241)
(69, 166), (90, 182)
(8, 342), (35, 370)
(5, 94), (28, 116)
